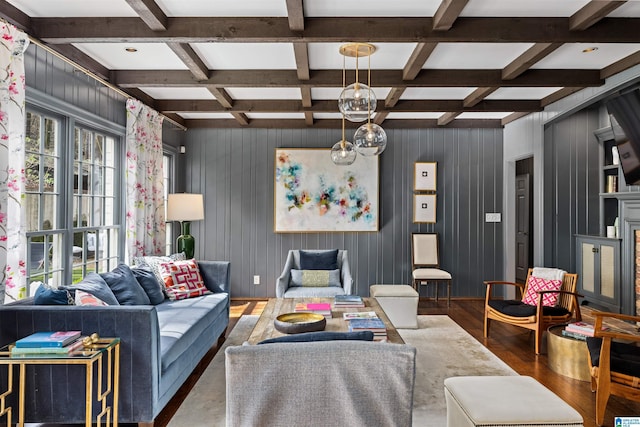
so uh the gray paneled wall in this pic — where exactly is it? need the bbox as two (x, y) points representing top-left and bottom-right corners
(183, 127), (504, 298)
(543, 108), (601, 270)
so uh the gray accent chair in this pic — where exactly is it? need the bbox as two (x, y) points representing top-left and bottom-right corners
(275, 249), (353, 297)
(225, 340), (416, 427)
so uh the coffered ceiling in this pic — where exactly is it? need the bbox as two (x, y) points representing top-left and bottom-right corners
(2, 0), (640, 129)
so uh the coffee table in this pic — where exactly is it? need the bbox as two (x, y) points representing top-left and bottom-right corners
(247, 297), (405, 344)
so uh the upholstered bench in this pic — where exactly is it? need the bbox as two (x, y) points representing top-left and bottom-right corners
(444, 376), (583, 427)
(370, 284), (418, 329)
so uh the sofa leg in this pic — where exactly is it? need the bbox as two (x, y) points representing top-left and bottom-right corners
(218, 329), (227, 347)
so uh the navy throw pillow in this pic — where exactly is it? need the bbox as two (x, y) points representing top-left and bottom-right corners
(63, 273), (119, 306)
(131, 266), (166, 305)
(100, 263), (151, 305)
(34, 283), (71, 305)
(258, 331), (373, 344)
(299, 249), (339, 270)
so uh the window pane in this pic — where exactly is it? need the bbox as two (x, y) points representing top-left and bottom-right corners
(42, 194), (56, 230)
(93, 197), (103, 226)
(74, 127), (81, 160)
(25, 112), (40, 153)
(44, 117), (57, 156)
(82, 129), (92, 161)
(91, 165), (103, 196)
(94, 134), (104, 164)
(104, 166), (115, 198)
(105, 197), (115, 226)
(43, 155), (56, 192)
(25, 194), (39, 232)
(25, 152), (40, 192)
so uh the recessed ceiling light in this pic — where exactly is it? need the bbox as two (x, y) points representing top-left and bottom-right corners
(125, 47), (138, 53)
(582, 47), (599, 53)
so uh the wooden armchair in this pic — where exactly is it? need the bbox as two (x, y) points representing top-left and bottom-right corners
(484, 268), (581, 354)
(586, 311), (640, 426)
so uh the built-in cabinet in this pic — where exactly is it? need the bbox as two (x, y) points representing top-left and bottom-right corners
(575, 235), (621, 312)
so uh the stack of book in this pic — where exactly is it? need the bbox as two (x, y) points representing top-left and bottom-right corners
(562, 321), (608, 341)
(294, 302), (332, 319)
(334, 295), (365, 308)
(11, 331), (85, 356)
(348, 317), (387, 341)
(343, 311), (378, 320)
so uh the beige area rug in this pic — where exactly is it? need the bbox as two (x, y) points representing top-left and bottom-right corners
(168, 315), (517, 427)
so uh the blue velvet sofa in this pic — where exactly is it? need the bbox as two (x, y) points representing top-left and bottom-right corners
(0, 260), (230, 426)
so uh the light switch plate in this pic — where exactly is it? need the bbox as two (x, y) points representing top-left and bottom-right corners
(485, 213), (501, 223)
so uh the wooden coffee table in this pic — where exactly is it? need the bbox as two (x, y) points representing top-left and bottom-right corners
(247, 297), (404, 344)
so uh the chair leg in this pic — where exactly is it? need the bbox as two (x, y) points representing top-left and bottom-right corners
(447, 280), (451, 308)
(483, 314), (490, 338)
(595, 383), (611, 426)
(434, 281), (439, 302)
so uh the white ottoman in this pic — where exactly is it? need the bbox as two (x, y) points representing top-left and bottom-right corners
(370, 284), (418, 329)
(444, 376), (583, 427)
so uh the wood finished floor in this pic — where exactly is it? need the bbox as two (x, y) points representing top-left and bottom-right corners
(37, 299), (640, 427)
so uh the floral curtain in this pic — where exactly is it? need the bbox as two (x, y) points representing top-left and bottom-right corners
(0, 23), (29, 303)
(125, 98), (166, 262)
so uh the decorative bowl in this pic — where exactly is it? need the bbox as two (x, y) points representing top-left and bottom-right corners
(274, 312), (326, 334)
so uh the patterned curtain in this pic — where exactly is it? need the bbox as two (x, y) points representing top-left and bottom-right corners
(125, 98), (166, 262)
(0, 23), (29, 303)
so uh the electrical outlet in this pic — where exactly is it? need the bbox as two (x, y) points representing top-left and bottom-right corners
(485, 213), (502, 223)
(253, 275), (260, 285)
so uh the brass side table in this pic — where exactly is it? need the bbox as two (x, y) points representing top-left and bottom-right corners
(0, 337), (120, 427)
(547, 325), (591, 382)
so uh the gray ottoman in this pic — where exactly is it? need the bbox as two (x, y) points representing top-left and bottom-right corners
(444, 376), (583, 427)
(370, 284), (418, 329)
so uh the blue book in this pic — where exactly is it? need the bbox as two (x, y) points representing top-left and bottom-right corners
(348, 318), (386, 331)
(15, 331), (82, 348)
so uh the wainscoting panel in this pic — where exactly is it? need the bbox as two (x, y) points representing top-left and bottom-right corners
(184, 127), (504, 298)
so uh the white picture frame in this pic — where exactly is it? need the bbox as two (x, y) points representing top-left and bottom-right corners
(413, 194), (436, 223)
(414, 162), (437, 192)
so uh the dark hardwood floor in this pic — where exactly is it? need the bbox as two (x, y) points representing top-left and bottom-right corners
(86, 298), (640, 427)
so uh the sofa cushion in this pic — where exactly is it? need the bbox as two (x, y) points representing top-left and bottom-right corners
(132, 253), (187, 288)
(488, 299), (570, 317)
(586, 337), (640, 378)
(75, 289), (109, 306)
(131, 266), (166, 305)
(290, 269), (341, 287)
(63, 273), (119, 306)
(100, 263), (151, 305)
(299, 249), (339, 270)
(155, 292), (229, 371)
(34, 283), (72, 305)
(159, 259), (210, 301)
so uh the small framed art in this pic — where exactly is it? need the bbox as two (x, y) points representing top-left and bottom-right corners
(413, 194), (436, 223)
(414, 162), (437, 192)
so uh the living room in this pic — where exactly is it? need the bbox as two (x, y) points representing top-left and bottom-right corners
(2, 1), (640, 426)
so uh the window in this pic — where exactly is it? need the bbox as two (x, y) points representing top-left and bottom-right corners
(25, 107), (123, 290)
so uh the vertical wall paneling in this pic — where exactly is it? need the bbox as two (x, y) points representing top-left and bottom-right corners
(184, 128), (504, 298)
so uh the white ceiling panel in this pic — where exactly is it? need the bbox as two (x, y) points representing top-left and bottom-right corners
(424, 43), (534, 69)
(457, 112), (512, 119)
(459, 0), (589, 17)
(311, 88), (344, 100)
(309, 43), (416, 70)
(486, 87), (563, 100)
(72, 43), (188, 70)
(6, 0), (137, 17)
(192, 43), (296, 70)
(532, 44), (640, 69)
(178, 112), (234, 119)
(246, 113), (305, 119)
(304, 0), (441, 17)
(155, 0), (287, 17)
(402, 88), (476, 100)
(607, 2), (640, 18)
(140, 88), (215, 100)
(387, 112), (444, 119)
(226, 88), (301, 100)
(313, 113), (344, 119)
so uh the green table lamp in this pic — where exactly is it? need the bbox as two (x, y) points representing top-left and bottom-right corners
(167, 193), (204, 259)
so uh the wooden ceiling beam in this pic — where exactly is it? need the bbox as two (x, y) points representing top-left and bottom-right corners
(32, 17), (640, 44)
(285, 0), (305, 31)
(300, 87), (312, 108)
(125, 0), (167, 31)
(114, 69), (603, 88)
(293, 42), (310, 80)
(403, 43), (437, 80)
(385, 88), (406, 108)
(502, 43), (562, 80)
(167, 42), (209, 81)
(185, 118), (503, 129)
(438, 112), (461, 126)
(432, 0), (469, 31)
(47, 44), (111, 81)
(601, 51), (640, 79)
(501, 112), (529, 126)
(304, 111), (314, 125)
(156, 98), (541, 113)
(231, 112), (249, 125)
(463, 87), (498, 108)
(204, 86), (234, 109)
(569, 0), (626, 31)
(373, 111), (389, 125)
(0, 0), (32, 31)
(540, 87), (584, 107)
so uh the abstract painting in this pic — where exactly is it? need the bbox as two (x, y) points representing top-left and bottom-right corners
(274, 148), (379, 232)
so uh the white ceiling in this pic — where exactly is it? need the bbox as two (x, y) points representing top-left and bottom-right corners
(5, 0), (640, 127)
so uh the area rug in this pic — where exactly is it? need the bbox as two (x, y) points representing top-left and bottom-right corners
(167, 315), (517, 427)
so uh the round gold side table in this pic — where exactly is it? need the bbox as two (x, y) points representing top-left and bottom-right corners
(546, 324), (591, 382)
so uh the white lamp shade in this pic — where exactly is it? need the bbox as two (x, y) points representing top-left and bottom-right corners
(167, 193), (204, 221)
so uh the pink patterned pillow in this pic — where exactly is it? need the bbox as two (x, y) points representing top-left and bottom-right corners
(160, 259), (209, 301)
(75, 289), (109, 306)
(522, 276), (563, 307)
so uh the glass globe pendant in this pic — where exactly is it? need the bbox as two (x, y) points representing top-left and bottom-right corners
(354, 122), (387, 156)
(338, 82), (376, 123)
(331, 139), (357, 165)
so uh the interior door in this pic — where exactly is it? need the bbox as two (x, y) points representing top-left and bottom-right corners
(515, 174), (531, 283)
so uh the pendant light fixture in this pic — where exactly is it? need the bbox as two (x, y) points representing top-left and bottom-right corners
(337, 43), (387, 157)
(332, 51), (357, 165)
